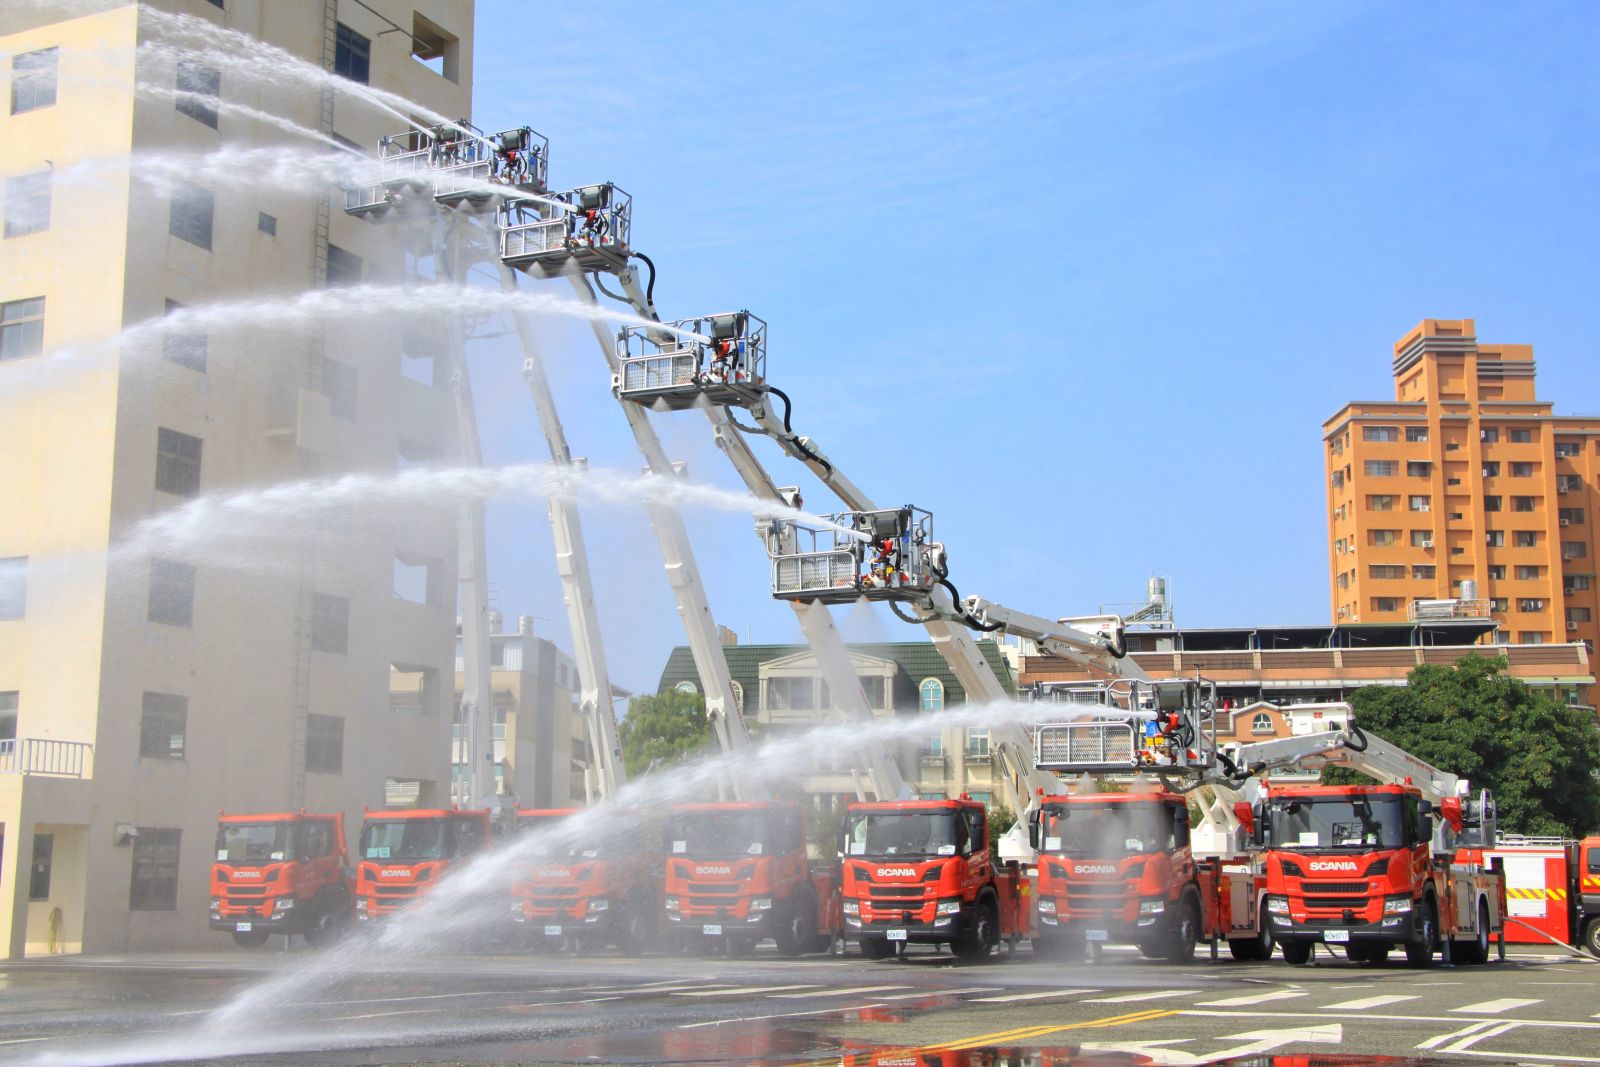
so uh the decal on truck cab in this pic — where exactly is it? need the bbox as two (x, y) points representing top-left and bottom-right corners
(380, 868), (411, 878)
(877, 867), (918, 878)
(1073, 864), (1119, 875)
(694, 865), (733, 876)
(1308, 861), (1360, 872)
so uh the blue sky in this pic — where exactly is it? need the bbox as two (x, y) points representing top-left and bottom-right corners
(461, 1), (1599, 693)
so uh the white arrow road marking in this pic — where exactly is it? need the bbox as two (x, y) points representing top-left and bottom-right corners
(1078, 1039), (1199, 1066)
(1418, 1021), (1497, 1051)
(968, 988), (1100, 1003)
(1452, 998), (1542, 1014)
(1324, 994), (1421, 1010)
(1085, 989), (1201, 1004)
(1441, 1021), (1519, 1054)
(1197, 989), (1308, 1007)
(1211, 1022), (1341, 1058)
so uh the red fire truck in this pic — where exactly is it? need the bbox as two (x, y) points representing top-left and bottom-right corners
(663, 800), (840, 956)
(1467, 835), (1600, 952)
(839, 796), (1029, 961)
(355, 808), (491, 919)
(210, 811), (353, 947)
(510, 806), (661, 954)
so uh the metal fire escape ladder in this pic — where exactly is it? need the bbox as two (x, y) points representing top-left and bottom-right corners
(564, 273), (763, 800)
(494, 259), (626, 801)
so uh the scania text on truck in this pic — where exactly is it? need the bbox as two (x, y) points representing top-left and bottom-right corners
(1026, 791), (1269, 962)
(840, 796), (1028, 961)
(1259, 780), (1502, 966)
(210, 811), (352, 948)
(355, 808), (491, 920)
(663, 800), (840, 956)
(510, 806), (661, 954)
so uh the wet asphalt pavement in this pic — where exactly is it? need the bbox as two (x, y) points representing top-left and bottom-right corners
(1, 943), (1596, 1065)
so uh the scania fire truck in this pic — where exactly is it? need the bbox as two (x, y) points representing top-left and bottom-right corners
(840, 796), (1029, 960)
(210, 811), (352, 948)
(663, 800), (840, 956)
(355, 808), (491, 920)
(1468, 835), (1600, 952)
(511, 807), (661, 954)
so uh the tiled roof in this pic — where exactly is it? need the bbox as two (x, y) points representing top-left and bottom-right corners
(655, 641), (1016, 706)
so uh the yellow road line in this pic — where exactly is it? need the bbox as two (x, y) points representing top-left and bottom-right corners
(929, 1008), (1179, 1053)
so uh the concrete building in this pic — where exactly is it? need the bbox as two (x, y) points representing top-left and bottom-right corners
(0, 1), (474, 957)
(1325, 319), (1600, 648)
(655, 640), (1017, 808)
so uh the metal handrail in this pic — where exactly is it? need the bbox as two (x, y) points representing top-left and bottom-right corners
(0, 737), (92, 777)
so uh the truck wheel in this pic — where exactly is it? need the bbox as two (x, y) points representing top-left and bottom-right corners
(775, 893), (817, 958)
(1457, 901), (1490, 965)
(302, 903), (338, 948)
(1165, 897), (1200, 964)
(232, 928), (270, 949)
(1585, 918), (1600, 958)
(1404, 898), (1438, 968)
(1279, 939), (1312, 965)
(1227, 924), (1274, 962)
(954, 903), (998, 962)
(859, 936), (897, 960)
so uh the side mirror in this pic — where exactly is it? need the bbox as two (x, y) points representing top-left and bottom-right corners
(838, 827), (849, 858)
(1026, 810), (1040, 851)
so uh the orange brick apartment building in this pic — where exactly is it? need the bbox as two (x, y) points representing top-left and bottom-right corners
(1324, 319), (1600, 647)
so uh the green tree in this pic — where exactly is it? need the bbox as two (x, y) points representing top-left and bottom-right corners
(1329, 655), (1600, 837)
(987, 801), (1017, 862)
(618, 689), (713, 779)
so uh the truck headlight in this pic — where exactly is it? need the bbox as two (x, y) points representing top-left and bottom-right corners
(1038, 898), (1056, 916)
(355, 898), (369, 914)
(749, 897), (773, 912)
(1265, 895), (1288, 916)
(210, 897), (222, 914)
(936, 899), (962, 917)
(587, 898), (609, 913)
(273, 898), (295, 913)
(1383, 896), (1413, 915)
(1138, 899), (1166, 916)
(664, 896), (680, 912)
(842, 900), (859, 917)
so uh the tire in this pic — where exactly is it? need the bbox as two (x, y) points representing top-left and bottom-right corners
(859, 936), (897, 960)
(301, 901), (339, 948)
(775, 893), (817, 958)
(954, 902), (998, 963)
(1405, 898), (1438, 968)
(1585, 918), (1600, 958)
(1227, 922), (1275, 962)
(1457, 901), (1491, 966)
(1165, 897), (1200, 964)
(232, 928), (270, 949)
(1280, 939), (1313, 965)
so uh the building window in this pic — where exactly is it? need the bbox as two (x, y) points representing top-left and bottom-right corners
(0, 556), (26, 619)
(1556, 443), (1581, 459)
(1567, 576), (1592, 593)
(1568, 608), (1593, 624)
(1250, 712), (1274, 735)
(28, 833), (52, 901)
(1410, 530), (1432, 547)
(168, 184), (214, 250)
(4, 170), (50, 238)
(1367, 495), (1395, 512)
(1369, 565), (1406, 580)
(174, 60), (220, 128)
(1408, 495), (1431, 512)
(966, 728), (989, 757)
(129, 828), (181, 911)
(322, 358), (358, 421)
(1482, 427), (1500, 444)
(139, 691), (187, 759)
(919, 734), (943, 759)
(1406, 461), (1431, 478)
(325, 243), (362, 287)
(1484, 496), (1502, 512)
(306, 713), (344, 773)
(765, 676), (814, 711)
(1369, 529), (1398, 547)
(1511, 462), (1535, 478)
(10, 48), (58, 115)
(1330, 469), (1344, 489)
(162, 300), (206, 372)
(334, 24), (371, 84)
(155, 427), (202, 496)
(0, 691), (16, 742)
(1486, 530), (1504, 548)
(1363, 426), (1398, 443)
(1405, 426), (1429, 443)
(1560, 508), (1586, 526)
(311, 593), (349, 654)
(1510, 429), (1534, 444)
(1513, 531), (1538, 549)
(1490, 597), (1509, 613)
(147, 558), (195, 626)
(257, 211), (277, 236)
(1372, 597), (1402, 612)
(1518, 598), (1547, 613)
(1518, 632), (1547, 645)
(919, 678), (945, 712)
(1563, 542), (1589, 561)
(1364, 460), (1397, 477)
(0, 296), (45, 360)
(410, 11), (461, 81)
(1487, 565), (1506, 580)
(1558, 475), (1584, 493)
(1336, 572), (1349, 590)
(1512, 496), (1537, 513)
(1412, 565), (1436, 579)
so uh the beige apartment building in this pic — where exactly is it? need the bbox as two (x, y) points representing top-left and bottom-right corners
(1325, 319), (1600, 647)
(0, 0), (474, 957)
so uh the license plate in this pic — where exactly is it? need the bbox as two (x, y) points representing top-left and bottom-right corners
(1324, 929), (1350, 943)
(235, 922), (252, 932)
(1086, 929), (1110, 942)
(887, 929), (907, 941)
(704, 924), (723, 936)
(543, 925), (562, 937)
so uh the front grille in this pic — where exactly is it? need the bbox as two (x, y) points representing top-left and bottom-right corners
(530, 892), (580, 908)
(1304, 897), (1368, 911)
(1303, 881), (1366, 894)
(869, 885), (928, 901)
(374, 885), (419, 898)
(684, 883), (742, 896)
(222, 887), (268, 899)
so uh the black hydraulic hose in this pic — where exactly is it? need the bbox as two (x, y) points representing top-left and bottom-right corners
(633, 251), (658, 307)
(592, 271), (627, 303)
(890, 600), (928, 625)
(766, 385), (833, 474)
(1344, 723), (1369, 752)
(940, 578), (1002, 632)
(729, 415), (767, 436)
(767, 386), (797, 434)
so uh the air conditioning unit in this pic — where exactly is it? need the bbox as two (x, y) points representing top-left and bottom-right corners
(1482, 468), (1493, 477)
(1569, 622), (1580, 632)
(1561, 519), (1571, 526)
(1422, 540), (1435, 549)
(1480, 430), (1489, 440)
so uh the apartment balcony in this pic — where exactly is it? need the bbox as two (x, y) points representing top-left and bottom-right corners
(0, 739), (93, 778)
(1407, 598), (1491, 622)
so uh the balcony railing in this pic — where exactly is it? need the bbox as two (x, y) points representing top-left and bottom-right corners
(0, 738), (92, 778)
(1407, 598), (1491, 622)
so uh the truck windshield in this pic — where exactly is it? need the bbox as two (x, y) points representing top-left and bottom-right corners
(215, 823), (296, 864)
(666, 811), (772, 858)
(360, 820), (446, 861)
(517, 815), (588, 859)
(1269, 794), (1406, 850)
(845, 811), (961, 858)
(1039, 802), (1176, 857)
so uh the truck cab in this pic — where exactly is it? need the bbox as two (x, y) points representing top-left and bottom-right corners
(663, 800), (837, 956)
(355, 808), (490, 920)
(511, 807), (661, 955)
(210, 812), (352, 948)
(1027, 792), (1211, 963)
(840, 797), (1026, 961)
